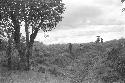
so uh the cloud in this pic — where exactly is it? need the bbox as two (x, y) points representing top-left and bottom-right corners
(60, 5), (102, 27)
(35, 25), (124, 44)
(60, 0), (125, 27)
(94, 0), (121, 6)
(35, 0), (125, 44)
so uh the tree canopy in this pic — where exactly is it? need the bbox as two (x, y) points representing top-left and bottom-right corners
(121, 0), (125, 3)
(0, 0), (65, 70)
(0, 0), (65, 44)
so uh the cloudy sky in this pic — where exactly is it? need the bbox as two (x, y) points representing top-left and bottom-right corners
(34, 0), (125, 44)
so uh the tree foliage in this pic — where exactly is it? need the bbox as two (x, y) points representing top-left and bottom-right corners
(0, 0), (65, 43)
(121, 0), (125, 3)
(0, 0), (65, 70)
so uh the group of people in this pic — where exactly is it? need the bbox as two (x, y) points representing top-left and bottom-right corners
(68, 36), (104, 53)
(95, 36), (103, 43)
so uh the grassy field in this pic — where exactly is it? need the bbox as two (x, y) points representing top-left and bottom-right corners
(1, 38), (125, 83)
(0, 66), (70, 83)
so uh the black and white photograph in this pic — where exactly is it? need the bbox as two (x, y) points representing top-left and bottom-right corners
(0, 0), (125, 83)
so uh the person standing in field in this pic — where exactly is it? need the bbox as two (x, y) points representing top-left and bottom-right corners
(96, 36), (100, 43)
(101, 38), (103, 43)
(69, 43), (72, 54)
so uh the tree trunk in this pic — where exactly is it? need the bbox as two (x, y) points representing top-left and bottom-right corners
(6, 34), (13, 70)
(25, 43), (33, 71)
(7, 40), (11, 70)
(10, 11), (23, 70)
(19, 47), (26, 70)
(25, 27), (39, 71)
(15, 43), (22, 70)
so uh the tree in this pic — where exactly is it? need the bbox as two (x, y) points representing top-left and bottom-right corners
(121, 0), (125, 11)
(121, 0), (125, 3)
(0, 24), (15, 69)
(0, 24), (26, 70)
(0, 0), (65, 70)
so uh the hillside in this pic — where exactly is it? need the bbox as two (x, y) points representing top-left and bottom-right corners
(0, 38), (125, 83)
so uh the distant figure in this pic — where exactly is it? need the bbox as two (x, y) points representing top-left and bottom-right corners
(101, 38), (103, 43)
(95, 36), (100, 43)
(69, 43), (72, 54)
